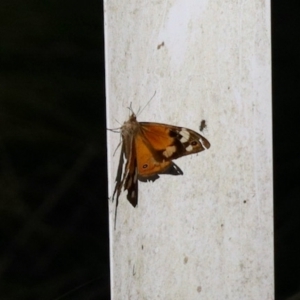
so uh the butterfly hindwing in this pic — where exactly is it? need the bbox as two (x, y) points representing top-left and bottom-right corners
(134, 132), (175, 177)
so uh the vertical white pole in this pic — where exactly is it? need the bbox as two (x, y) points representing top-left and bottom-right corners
(105, 0), (273, 299)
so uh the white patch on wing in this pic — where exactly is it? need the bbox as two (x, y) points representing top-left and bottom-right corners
(179, 129), (190, 143)
(186, 145), (193, 152)
(163, 146), (177, 158)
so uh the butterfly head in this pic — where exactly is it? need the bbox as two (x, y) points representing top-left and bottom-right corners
(121, 112), (140, 137)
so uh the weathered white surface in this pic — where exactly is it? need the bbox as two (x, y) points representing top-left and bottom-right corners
(105, 0), (273, 299)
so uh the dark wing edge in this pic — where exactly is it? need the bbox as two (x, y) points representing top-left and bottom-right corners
(112, 142), (125, 229)
(138, 161), (183, 183)
(112, 138), (138, 229)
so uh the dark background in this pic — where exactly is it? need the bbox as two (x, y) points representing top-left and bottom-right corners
(0, 1), (299, 300)
(0, 1), (109, 299)
(273, 2), (300, 300)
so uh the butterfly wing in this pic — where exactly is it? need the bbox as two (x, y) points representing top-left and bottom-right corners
(134, 132), (176, 177)
(123, 142), (138, 207)
(112, 135), (139, 229)
(136, 122), (210, 177)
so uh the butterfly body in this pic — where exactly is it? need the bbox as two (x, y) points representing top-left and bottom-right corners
(112, 112), (210, 227)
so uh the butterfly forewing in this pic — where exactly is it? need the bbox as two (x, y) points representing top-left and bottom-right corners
(139, 122), (210, 160)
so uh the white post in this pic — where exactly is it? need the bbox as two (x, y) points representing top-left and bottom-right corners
(105, 1), (273, 299)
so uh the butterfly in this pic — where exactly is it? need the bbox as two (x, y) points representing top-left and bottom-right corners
(111, 109), (210, 228)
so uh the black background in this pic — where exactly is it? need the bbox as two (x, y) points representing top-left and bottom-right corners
(0, 1), (299, 300)
(0, 1), (109, 299)
(273, 2), (300, 300)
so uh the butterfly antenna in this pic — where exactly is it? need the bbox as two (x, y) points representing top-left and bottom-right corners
(127, 102), (134, 115)
(137, 90), (156, 117)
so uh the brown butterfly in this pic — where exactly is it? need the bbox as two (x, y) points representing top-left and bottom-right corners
(112, 110), (210, 228)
